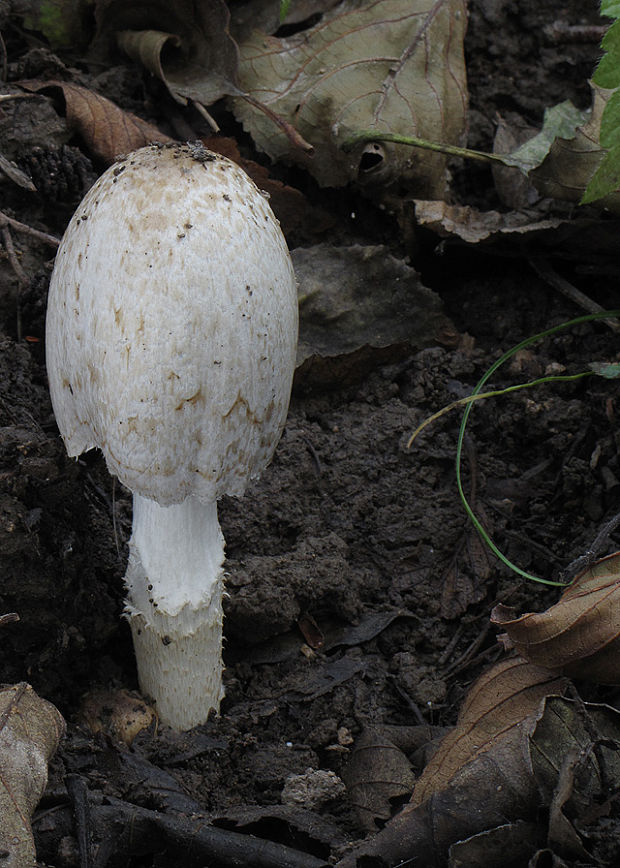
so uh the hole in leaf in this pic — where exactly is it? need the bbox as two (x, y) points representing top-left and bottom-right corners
(276, 13), (322, 37)
(358, 143), (385, 177)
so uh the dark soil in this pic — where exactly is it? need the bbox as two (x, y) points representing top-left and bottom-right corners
(1, 1), (619, 866)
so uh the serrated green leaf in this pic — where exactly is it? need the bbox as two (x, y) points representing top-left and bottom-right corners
(593, 22), (620, 87)
(599, 88), (620, 148)
(601, 0), (620, 19)
(582, 144), (620, 202)
(589, 361), (620, 378)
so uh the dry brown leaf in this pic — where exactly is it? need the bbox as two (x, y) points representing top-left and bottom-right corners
(491, 552), (620, 683)
(231, 0), (468, 198)
(343, 727), (416, 831)
(0, 682), (65, 867)
(336, 659), (570, 868)
(530, 696), (620, 861)
(410, 656), (568, 808)
(20, 80), (172, 164)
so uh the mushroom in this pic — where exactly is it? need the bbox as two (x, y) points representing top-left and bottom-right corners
(45, 142), (298, 730)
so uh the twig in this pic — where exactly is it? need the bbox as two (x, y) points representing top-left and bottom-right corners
(65, 774), (92, 868)
(0, 32), (6, 82)
(0, 613), (19, 627)
(442, 622), (493, 677)
(0, 210), (61, 247)
(0, 153), (36, 191)
(302, 436), (322, 476)
(239, 92), (314, 155)
(191, 99), (220, 133)
(437, 623), (464, 667)
(90, 798), (331, 868)
(1, 224), (28, 340)
(530, 257), (620, 333)
(561, 511), (620, 581)
(543, 22), (607, 45)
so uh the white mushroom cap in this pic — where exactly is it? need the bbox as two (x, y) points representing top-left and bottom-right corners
(46, 142), (298, 506)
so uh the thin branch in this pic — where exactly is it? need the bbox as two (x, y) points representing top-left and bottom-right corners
(530, 257), (620, 333)
(0, 210), (60, 247)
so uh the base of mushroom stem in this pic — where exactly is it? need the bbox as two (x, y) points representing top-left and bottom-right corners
(129, 609), (224, 731)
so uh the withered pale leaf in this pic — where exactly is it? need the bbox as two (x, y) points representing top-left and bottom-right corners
(230, 0), (468, 198)
(491, 552), (620, 683)
(343, 727), (416, 831)
(292, 243), (449, 388)
(413, 200), (565, 244)
(20, 81), (172, 164)
(0, 683), (65, 867)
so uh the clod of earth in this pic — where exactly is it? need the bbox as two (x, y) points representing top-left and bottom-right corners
(45, 141), (298, 731)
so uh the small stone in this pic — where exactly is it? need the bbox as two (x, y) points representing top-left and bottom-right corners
(281, 768), (347, 809)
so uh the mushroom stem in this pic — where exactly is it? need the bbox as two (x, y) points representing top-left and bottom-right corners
(124, 494), (225, 730)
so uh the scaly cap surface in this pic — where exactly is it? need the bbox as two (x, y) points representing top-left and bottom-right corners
(46, 142), (298, 504)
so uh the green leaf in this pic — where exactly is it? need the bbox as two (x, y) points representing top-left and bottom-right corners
(279, 0), (292, 23)
(581, 145), (620, 202)
(589, 361), (620, 378)
(593, 22), (620, 88)
(22, 0), (91, 50)
(601, 0), (620, 20)
(599, 88), (620, 148)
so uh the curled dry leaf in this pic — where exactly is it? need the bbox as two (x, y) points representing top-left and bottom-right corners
(95, 0), (240, 107)
(413, 200), (565, 244)
(342, 727), (416, 831)
(231, 0), (468, 198)
(491, 551), (620, 683)
(0, 682), (65, 867)
(19, 81), (172, 164)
